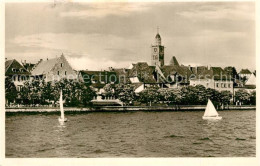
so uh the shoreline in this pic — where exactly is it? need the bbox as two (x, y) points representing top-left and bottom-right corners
(5, 105), (256, 113)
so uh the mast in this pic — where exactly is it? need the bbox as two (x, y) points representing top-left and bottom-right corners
(60, 90), (64, 119)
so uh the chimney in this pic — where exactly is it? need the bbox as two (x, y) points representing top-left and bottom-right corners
(5, 58), (7, 61)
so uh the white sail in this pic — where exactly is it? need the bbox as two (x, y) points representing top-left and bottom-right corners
(204, 99), (219, 117)
(60, 90), (65, 120)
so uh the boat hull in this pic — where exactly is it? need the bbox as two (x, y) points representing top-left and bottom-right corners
(202, 116), (222, 120)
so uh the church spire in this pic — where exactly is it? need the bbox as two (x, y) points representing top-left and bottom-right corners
(155, 27), (161, 46)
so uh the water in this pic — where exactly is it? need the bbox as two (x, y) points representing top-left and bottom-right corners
(6, 110), (255, 157)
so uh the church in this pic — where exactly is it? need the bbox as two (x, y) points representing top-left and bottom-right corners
(108, 29), (236, 94)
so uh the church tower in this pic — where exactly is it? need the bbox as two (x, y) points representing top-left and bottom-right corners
(151, 27), (164, 67)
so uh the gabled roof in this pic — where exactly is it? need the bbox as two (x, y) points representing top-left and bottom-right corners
(169, 56), (179, 66)
(239, 69), (252, 74)
(80, 70), (118, 88)
(128, 62), (157, 83)
(5, 60), (13, 73)
(5, 59), (30, 76)
(31, 58), (59, 75)
(245, 74), (256, 85)
(161, 65), (193, 79)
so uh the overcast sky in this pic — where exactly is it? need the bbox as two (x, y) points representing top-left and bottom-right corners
(5, 2), (255, 71)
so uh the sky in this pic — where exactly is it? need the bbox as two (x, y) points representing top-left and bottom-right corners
(5, 1), (255, 71)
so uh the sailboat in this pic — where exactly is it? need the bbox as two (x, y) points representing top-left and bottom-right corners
(58, 90), (67, 122)
(202, 99), (222, 120)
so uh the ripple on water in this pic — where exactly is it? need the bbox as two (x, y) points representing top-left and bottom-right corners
(5, 110), (256, 157)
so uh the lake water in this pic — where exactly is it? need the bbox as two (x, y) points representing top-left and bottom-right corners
(6, 110), (255, 157)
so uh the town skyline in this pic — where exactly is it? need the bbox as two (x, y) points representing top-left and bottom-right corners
(5, 2), (255, 71)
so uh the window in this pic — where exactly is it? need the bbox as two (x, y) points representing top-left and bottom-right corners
(65, 71), (67, 75)
(216, 83), (219, 87)
(57, 71), (59, 75)
(206, 83), (209, 87)
(223, 83), (226, 88)
(228, 84), (231, 88)
(61, 63), (63, 67)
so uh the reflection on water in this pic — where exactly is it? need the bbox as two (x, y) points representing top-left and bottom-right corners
(6, 110), (255, 157)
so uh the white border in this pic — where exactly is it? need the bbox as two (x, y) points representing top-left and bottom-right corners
(0, 0), (259, 166)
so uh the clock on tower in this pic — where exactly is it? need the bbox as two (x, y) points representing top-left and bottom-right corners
(151, 29), (164, 67)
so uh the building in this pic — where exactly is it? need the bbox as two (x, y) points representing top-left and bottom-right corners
(5, 59), (31, 91)
(244, 73), (256, 93)
(31, 54), (77, 82)
(189, 67), (234, 93)
(151, 29), (165, 67)
(160, 63), (193, 88)
(79, 70), (118, 94)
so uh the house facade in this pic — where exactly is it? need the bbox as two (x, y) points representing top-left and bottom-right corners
(5, 59), (31, 91)
(31, 54), (77, 82)
(189, 67), (234, 93)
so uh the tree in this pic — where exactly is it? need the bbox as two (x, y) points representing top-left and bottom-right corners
(102, 83), (115, 98)
(205, 88), (221, 103)
(114, 84), (136, 105)
(249, 91), (256, 105)
(219, 90), (232, 108)
(224, 66), (239, 79)
(158, 88), (176, 103)
(180, 86), (200, 105)
(81, 84), (96, 106)
(5, 77), (18, 105)
(194, 85), (207, 104)
(138, 86), (160, 106)
(234, 89), (250, 105)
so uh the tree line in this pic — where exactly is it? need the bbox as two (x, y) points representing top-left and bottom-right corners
(5, 78), (256, 107)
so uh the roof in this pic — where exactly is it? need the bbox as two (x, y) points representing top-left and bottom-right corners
(195, 67), (232, 80)
(5, 59), (30, 76)
(109, 68), (131, 84)
(31, 57), (59, 75)
(245, 74), (256, 85)
(161, 65), (193, 81)
(128, 62), (157, 83)
(169, 56), (179, 66)
(239, 69), (252, 74)
(190, 66), (208, 75)
(244, 85), (256, 89)
(80, 70), (118, 88)
(5, 60), (13, 73)
(155, 33), (161, 39)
